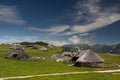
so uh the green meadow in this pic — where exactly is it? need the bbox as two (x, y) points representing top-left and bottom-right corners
(0, 44), (120, 79)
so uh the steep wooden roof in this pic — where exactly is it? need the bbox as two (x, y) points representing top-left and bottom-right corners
(75, 49), (104, 63)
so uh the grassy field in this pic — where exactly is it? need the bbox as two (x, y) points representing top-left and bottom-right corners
(0, 44), (93, 77)
(0, 44), (120, 79)
(99, 54), (120, 65)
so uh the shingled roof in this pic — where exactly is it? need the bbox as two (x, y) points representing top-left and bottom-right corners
(6, 44), (31, 60)
(76, 49), (104, 63)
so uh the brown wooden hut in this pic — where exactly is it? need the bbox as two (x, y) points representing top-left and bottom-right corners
(70, 49), (104, 67)
(6, 44), (31, 60)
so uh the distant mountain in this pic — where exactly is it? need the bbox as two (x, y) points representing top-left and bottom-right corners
(20, 41), (120, 54)
(42, 40), (69, 47)
(19, 40), (68, 47)
(63, 43), (120, 54)
(109, 43), (120, 54)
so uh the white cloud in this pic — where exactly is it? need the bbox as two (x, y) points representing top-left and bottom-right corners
(0, 36), (38, 44)
(79, 33), (89, 36)
(62, 0), (120, 35)
(68, 35), (94, 45)
(71, 13), (120, 34)
(74, 0), (101, 22)
(68, 35), (81, 44)
(0, 5), (26, 24)
(27, 0), (120, 37)
(28, 25), (70, 35)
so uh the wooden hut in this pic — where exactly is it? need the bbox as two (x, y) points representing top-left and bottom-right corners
(6, 44), (31, 60)
(70, 49), (104, 67)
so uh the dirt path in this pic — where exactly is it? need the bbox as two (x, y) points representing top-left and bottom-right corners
(0, 69), (120, 80)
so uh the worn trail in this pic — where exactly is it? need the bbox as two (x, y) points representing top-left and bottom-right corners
(0, 69), (120, 80)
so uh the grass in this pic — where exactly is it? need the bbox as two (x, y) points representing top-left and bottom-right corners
(8, 73), (120, 80)
(0, 44), (11, 49)
(0, 45), (92, 77)
(25, 47), (62, 57)
(99, 54), (120, 65)
(0, 44), (120, 78)
(0, 57), (93, 77)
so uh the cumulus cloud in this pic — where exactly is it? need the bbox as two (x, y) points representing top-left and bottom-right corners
(68, 35), (81, 44)
(28, 25), (70, 35)
(0, 5), (26, 24)
(68, 35), (94, 45)
(0, 36), (38, 44)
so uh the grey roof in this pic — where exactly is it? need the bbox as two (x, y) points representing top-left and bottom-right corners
(51, 53), (64, 59)
(62, 52), (72, 57)
(10, 44), (21, 50)
(76, 50), (104, 63)
(6, 46), (31, 60)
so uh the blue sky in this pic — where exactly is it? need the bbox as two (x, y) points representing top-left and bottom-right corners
(0, 0), (120, 44)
